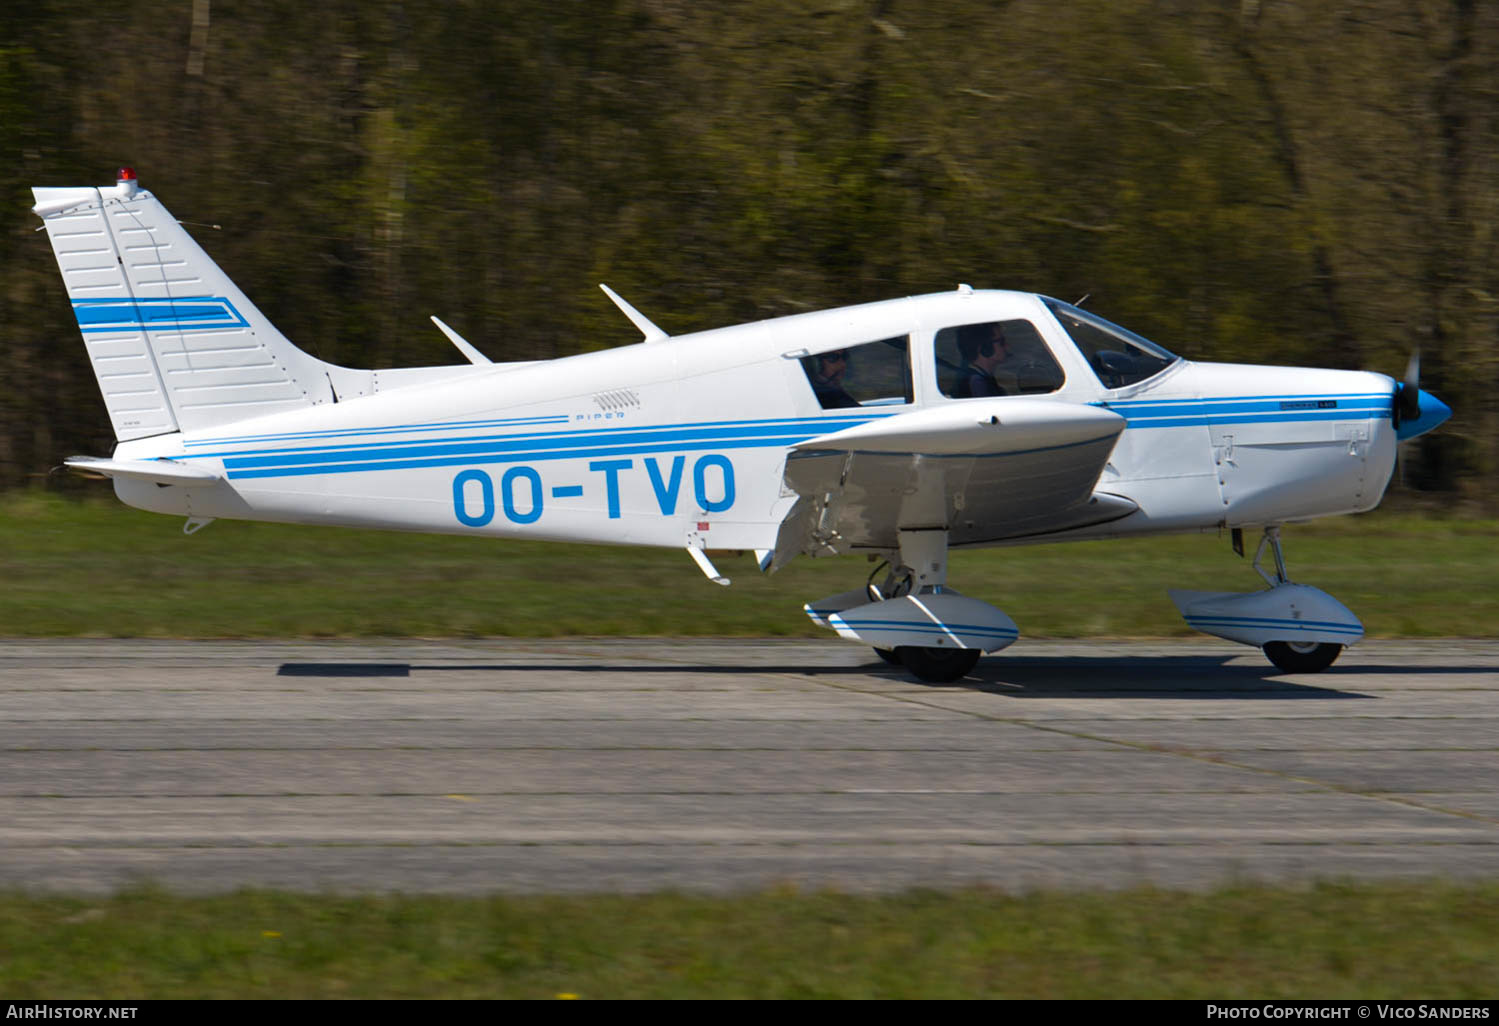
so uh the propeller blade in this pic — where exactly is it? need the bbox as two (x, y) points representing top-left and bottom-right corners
(1396, 348), (1421, 425)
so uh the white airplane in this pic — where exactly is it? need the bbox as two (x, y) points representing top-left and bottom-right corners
(32, 169), (1451, 681)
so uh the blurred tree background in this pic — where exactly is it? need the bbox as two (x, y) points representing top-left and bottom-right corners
(2, 0), (1493, 502)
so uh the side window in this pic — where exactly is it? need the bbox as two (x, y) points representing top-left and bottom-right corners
(935, 319), (1064, 398)
(800, 335), (912, 410)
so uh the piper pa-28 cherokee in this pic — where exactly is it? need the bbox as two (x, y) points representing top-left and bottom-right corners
(33, 169), (1451, 681)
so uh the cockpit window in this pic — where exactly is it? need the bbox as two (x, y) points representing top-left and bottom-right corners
(935, 319), (1064, 398)
(1043, 299), (1179, 389)
(799, 334), (912, 410)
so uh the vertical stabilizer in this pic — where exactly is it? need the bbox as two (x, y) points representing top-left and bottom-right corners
(32, 169), (359, 440)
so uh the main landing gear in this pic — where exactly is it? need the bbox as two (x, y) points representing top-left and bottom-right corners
(1262, 640), (1343, 673)
(862, 559), (983, 681)
(803, 528), (1017, 684)
(873, 641), (983, 681)
(889, 645), (983, 682)
(1169, 526), (1363, 674)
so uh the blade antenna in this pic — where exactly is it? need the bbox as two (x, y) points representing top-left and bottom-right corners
(600, 284), (669, 343)
(430, 316), (492, 365)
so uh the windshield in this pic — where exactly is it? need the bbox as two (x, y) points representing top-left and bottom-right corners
(1043, 298), (1179, 389)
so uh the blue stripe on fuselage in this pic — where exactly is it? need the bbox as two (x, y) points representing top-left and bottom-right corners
(229, 435), (820, 479)
(188, 391), (1391, 482)
(194, 414), (877, 461)
(219, 420), (864, 471)
(210, 414), (884, 481)
(1101, 392), (1392, 429)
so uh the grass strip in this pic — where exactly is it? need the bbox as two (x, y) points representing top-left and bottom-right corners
(2, 881), (1497, 998)
(2, 491), (1496, 638)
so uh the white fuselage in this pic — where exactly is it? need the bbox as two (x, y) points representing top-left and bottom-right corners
(109, 290), (1399, 556)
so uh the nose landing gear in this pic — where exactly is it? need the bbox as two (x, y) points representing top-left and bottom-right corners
(1169, 526), (1362, 673)
(1252, 528), (1346, 673)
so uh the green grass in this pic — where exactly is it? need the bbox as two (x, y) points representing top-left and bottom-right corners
(2, 882), (1497, 998)
(4, 501), (1497, 998)
(1, 491), (1496, 638)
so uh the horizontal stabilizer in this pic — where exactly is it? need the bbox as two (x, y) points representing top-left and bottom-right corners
(64, 455), (220, 485)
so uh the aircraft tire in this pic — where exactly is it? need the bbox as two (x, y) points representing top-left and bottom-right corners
(873, 647), (903, 666)
(896, 646), (981, 683)
(1262, 641), (1342, 673)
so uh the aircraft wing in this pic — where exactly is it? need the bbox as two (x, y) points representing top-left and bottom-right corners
(778, 399), (1134, 556)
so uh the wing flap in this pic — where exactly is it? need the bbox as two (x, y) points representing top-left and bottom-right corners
(780, 399), (1132, 552)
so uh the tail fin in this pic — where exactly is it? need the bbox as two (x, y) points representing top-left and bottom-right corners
(32, 169), (356, 441)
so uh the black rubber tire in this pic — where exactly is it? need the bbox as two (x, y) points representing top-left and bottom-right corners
(873, 648), (903, 666)
(1262, 641), (1342, 673)
(895, 646), (981, 683)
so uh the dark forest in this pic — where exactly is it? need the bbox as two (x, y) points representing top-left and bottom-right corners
(3, 1), (1492, 500)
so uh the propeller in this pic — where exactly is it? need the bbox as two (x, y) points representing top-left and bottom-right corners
(1393, 349), (1420, 427)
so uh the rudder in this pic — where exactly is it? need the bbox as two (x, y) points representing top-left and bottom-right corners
(33, 169), (354, 441)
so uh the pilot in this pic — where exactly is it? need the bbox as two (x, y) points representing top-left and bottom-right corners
(810, 349), (860, 408)
(953, 323), (1009, 398)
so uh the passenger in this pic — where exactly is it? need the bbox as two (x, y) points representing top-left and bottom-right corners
(809, 349), (860, 408)
(953, 323), (1008, 398)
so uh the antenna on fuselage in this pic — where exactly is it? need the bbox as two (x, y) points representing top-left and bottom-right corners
(429, 316), (492, 365)
(599, 284), (669, 344)
(1074, 293), (1091, 307)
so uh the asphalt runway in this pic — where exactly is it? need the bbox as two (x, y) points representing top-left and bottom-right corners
(2, 638), (1497, 895)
